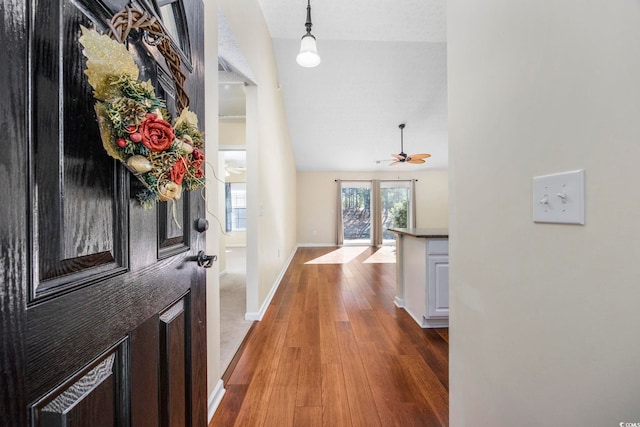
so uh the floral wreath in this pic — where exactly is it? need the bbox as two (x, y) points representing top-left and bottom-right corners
(79, 7), (204, 208)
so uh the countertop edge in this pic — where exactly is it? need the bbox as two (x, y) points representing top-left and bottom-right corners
(387, 228), (449, 238)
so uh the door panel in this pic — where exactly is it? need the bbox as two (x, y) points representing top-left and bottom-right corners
(0, 0), (207, 425)
(30, 0), (128, 300)
(160, 299), (187, 427)
(428, 256), (449, 317)
(159, 197), (191, 258)
(31, 340), (129, 427)
(0, 0), (29, 421)
(130, 315), (160, 427)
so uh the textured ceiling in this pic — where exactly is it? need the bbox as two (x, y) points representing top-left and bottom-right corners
(260, 0), (446, 43)
(272, 38), (447, 171)
(252, 0), (448, 171)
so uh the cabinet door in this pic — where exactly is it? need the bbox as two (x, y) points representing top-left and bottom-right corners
(427, 255), (449, 318)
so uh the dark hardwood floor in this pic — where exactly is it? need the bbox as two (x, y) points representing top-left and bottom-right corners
(210, 246), (449, 427)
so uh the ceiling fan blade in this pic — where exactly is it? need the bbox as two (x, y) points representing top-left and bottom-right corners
(389, 160), (401, 166)
(408, 153), (431, 159)
(407, 159), (426, 164)
(391, 153), (405, 160)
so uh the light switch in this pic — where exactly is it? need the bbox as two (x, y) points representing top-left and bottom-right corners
(533, 169), (584, 224)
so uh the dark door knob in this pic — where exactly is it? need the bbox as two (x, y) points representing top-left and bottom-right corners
(195, 218), (209, 233)
(197, 250), (216, 268)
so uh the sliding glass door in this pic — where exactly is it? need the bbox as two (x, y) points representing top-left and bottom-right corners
(339, 180), (413, 246)
(381, 181), (412, 245)
(341, 182), (372, 245)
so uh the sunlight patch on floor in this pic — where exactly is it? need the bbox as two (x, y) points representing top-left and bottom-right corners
(363, 246), (397, 264)
(305, 246), (369, 264)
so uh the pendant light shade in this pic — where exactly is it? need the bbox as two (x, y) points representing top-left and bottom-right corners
(297, 0), (321, 67)
(297, 34), (320, 67)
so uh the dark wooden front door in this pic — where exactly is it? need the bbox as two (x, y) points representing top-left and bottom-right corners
(0, 0), (207, 425)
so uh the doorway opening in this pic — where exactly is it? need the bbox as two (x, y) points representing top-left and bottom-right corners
(217, 8), (257, 372)
(218, 149), (250, 370)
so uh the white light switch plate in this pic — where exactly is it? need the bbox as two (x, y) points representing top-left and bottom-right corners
(533, 169), (584, 224)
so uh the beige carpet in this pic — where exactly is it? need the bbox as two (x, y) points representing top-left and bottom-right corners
(220, 247), (253, 371)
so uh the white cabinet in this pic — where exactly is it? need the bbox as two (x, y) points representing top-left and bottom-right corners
(396, 235), (449, 328)
(427, 255), (449, 319)
(424, 238), (449, 327)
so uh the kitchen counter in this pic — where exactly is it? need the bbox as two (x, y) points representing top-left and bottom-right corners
(387, 227), (448, 238)
(389, 228), (449, 328)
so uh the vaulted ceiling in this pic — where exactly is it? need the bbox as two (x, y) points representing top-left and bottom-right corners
(221, 0), (448, 172)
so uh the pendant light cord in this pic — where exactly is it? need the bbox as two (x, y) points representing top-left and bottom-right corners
(305, 0), (313, 35)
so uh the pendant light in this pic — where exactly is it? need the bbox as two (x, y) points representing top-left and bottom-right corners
(296, 0), (321, 67)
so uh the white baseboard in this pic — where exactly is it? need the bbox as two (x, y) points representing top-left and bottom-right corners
(394, 296), (405, 308)
(245, 246), (298, 321)
(208, 379), (226, 423)
(225, 244), (247, 248)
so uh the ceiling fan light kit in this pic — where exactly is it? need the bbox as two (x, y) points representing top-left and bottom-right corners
(296, 0), (321, 67)
(389, 123), (431, 166)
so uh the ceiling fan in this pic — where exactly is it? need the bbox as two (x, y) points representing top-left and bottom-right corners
(389, 123), (431, 166)
(225, 163), (246, 177)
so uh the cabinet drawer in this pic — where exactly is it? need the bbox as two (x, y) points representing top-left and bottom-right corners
(427, 239), (448, 255)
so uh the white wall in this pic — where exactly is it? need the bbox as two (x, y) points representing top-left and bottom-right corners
(204, 0), (297, 406)
(297, 170), (448, 245)
(219, 0), (298, 314)
(216, 155), (227, 273)
(203, 0), (221, 403)
(225, 230), (246, 247)
(219, 120), (245, 148)
(449, 1), (640, 425)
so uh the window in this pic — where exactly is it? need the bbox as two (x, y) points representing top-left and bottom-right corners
(338, 180), (414, 246)
(156, 0), (191, 62)
(225, 183), (246, 232)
